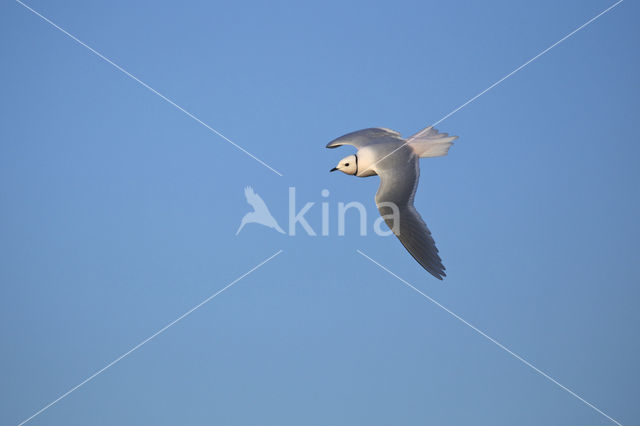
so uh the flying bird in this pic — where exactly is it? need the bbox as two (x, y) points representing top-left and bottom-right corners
(236, 186), (285, 235)
(327, 126), (457, 279)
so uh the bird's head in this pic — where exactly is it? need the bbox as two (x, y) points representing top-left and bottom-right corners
(330, 155), (357, 175)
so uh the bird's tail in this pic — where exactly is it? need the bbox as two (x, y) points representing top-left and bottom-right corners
(407, 126), (457, 158)
(273, 223), (285, 234)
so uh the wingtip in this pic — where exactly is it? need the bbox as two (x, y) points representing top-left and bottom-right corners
(425, 263), (446, 280)
(428, 269), (446, 280)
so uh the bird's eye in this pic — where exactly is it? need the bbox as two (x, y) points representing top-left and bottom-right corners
(344, 163), (349, 166)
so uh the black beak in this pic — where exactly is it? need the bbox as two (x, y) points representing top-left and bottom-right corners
(330, 167), (338, 172)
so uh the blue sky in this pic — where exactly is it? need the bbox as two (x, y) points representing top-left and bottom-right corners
(1, 0), (639, 424)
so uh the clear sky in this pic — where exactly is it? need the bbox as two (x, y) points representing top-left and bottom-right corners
(1, 0), (639, 425)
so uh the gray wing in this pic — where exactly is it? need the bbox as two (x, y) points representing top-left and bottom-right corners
(375, 147), (446, 279)
(326, 127), (403, 149)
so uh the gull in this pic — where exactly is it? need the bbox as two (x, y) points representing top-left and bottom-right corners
(236, 186), (285, 235)
(327, 126), (457, 279)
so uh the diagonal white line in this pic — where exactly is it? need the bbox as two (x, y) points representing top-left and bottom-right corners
(356, 249), (622, 426)
(17, 249), (283, 426)
(429, 0), (624, 129)
(15, 0), (283, 177)
(358, 0), (624, 176)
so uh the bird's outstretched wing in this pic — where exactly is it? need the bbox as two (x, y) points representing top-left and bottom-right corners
(244, 186), (269, 212)
(326, 127), (404, 149)
(375, 149), (445, 280)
